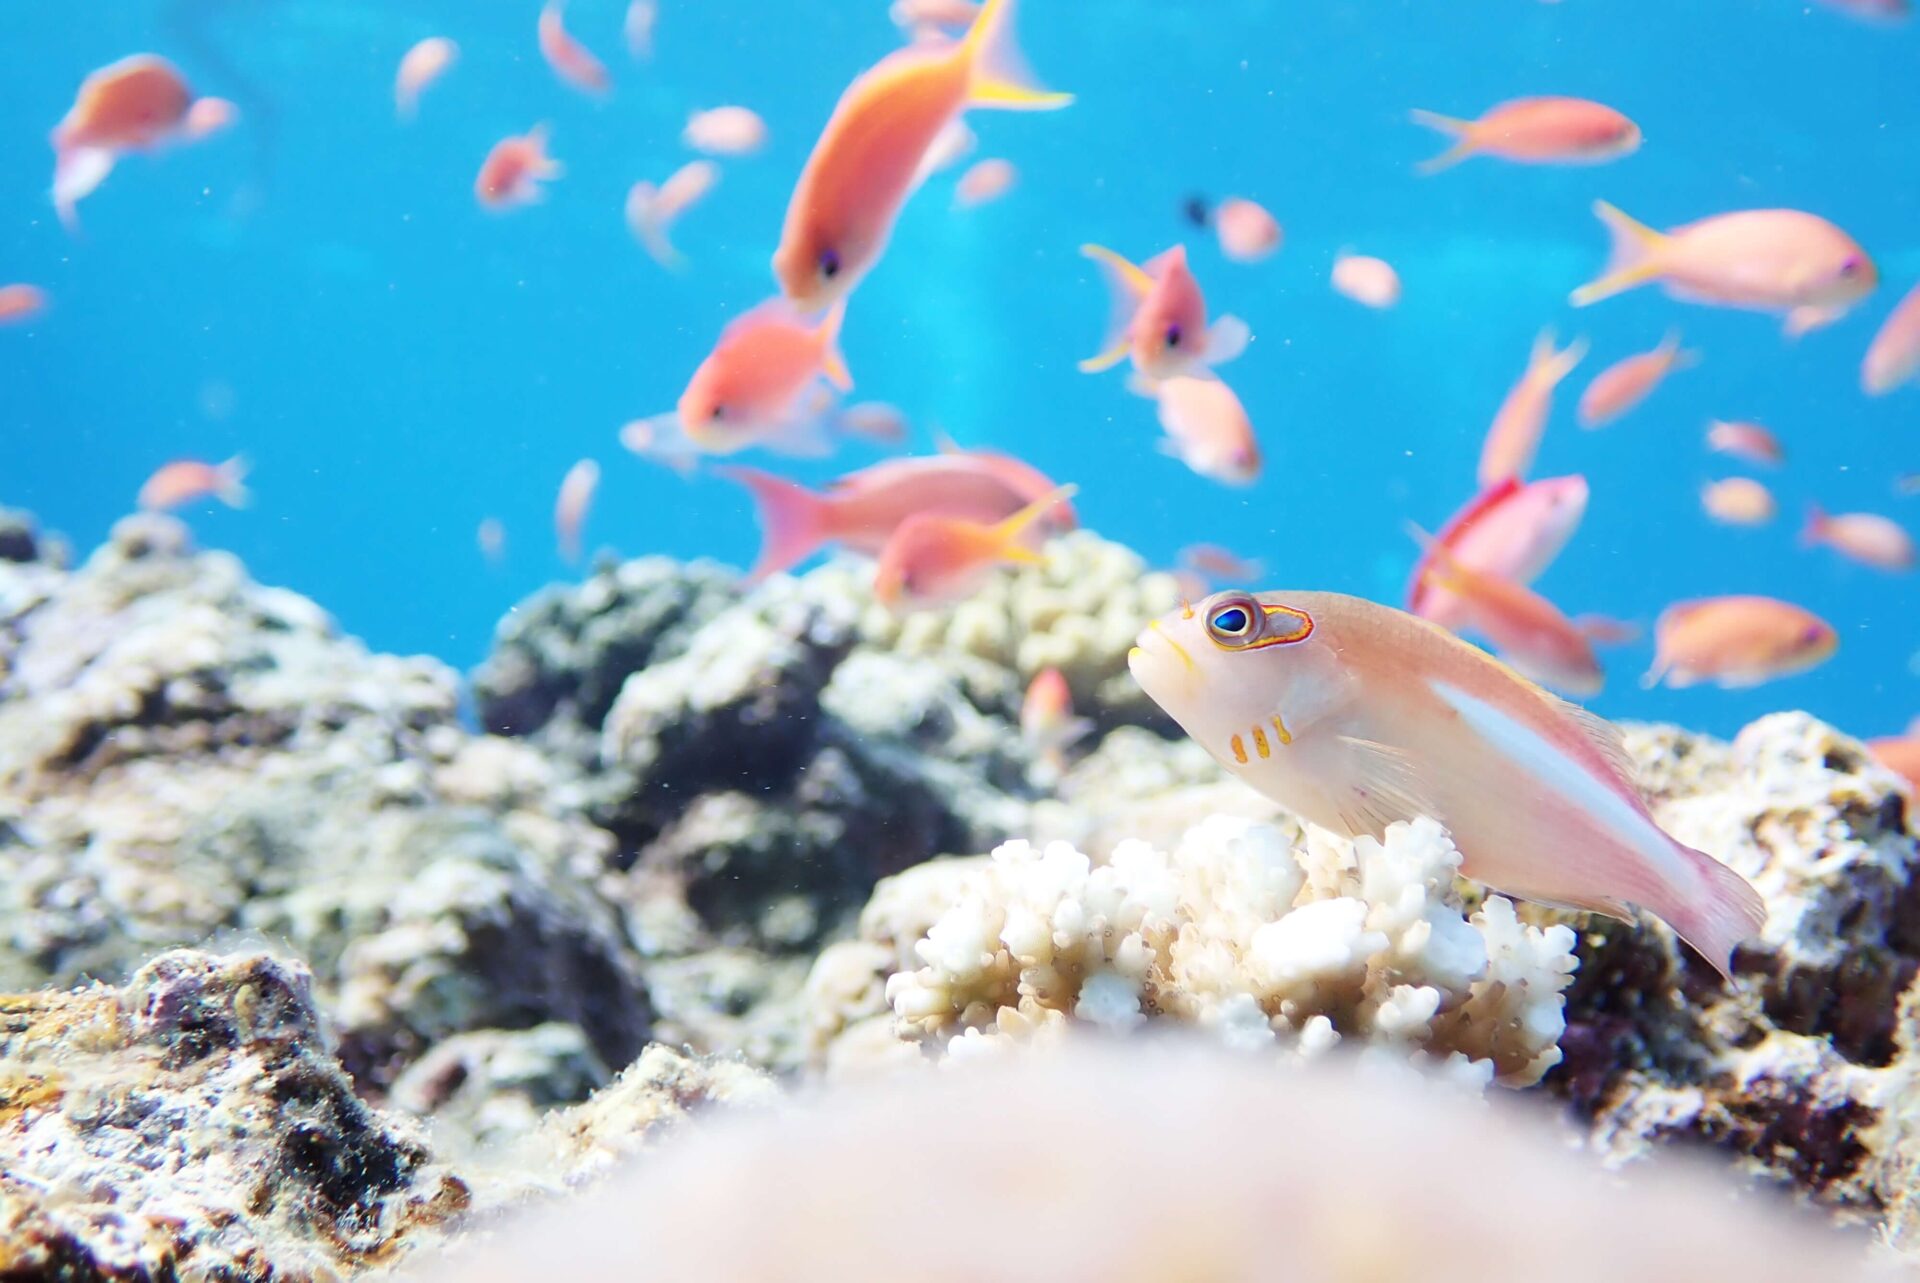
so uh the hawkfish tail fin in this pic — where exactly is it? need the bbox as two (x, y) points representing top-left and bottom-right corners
(1666, 844), (1767, 982)
(1571, 201), (1667, 307)
(962, 0), (1072, 110)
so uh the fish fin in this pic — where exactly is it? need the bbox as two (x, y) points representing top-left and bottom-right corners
(962, 0), (1073, 110)
(216, 455), (251, 510)
(1408, 109), (1478, 174)
(1784, 305), (1844, 339)
(626, 182), (685, 270)
(1329, 735), (1439, 838)
(815, 299), (853, 392)
(1124, 370), (1163, 399)
(1800, 501), (1828, 548)
(1496, 887), (1636, 924)
(931, 426), (966, 455)
(987, 483), (1078, 549)
(1574, 614), (1640, 646)
(619, 414), (703, 475)
(1665, 846), (1767, 981)
(1655, 328), (1701, 373)
(1202, 314), (1251, 367)
(1544, 693), (1642, 794)
(1531, 329), (1588, 386)
(1570, 201), (1667, 307)
(1078, 243), (1151, 373)
(763, 409), (838, 459)
(52, 146), (115, 232)
(716, 465), (831, 582)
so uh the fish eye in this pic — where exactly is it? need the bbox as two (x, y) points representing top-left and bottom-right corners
(819, 248), (841, 280)
(1165, 324), (1183, 348)
(711, 405), (726, 422)
(1205, 596), (1258, 645)
(1839, 255), (1865, 278)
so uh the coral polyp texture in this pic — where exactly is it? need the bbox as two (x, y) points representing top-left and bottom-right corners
(812, 815), (1579, 1086)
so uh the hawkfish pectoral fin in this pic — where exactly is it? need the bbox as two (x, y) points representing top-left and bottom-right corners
(1489, 886), (1636, 924)
(1328, 735), (1439, 840)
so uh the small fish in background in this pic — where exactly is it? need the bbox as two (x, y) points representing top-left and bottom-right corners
(1407, 474), (1589, 631)
(666, 298), (852, 449)
(139, 456), (249, 511)
(626, 160), (719, 268)
(1129, 590), (1766, 977)
(1477, 330), (1587, 488)
(395, 37), (457, 121)
(1899, 474), (1920, 497)
(1409, 97), (1641, 173)
(873, 484), (1077, 610)
(51, 54), (238, 229)
(1802, 503), (1916, 572)
(555, 459), (600, 565)
(835, 401), (910, 446)
(1869, 720), (1920, 792)
(954, 157), (1015, 207)
(539, 2), (611, 96)
(0, 285), (48, 325)
(625, 0), (657, 58)
(1863, 280), (1920, 395)
(720, 448), (1075, 581)
(477, 517), (507, 564)
(1179, 543), (1265, 585)
(476, 126), (561, 208)
(890, 0), (983, 38)
(619, 419), (702, 476)
(1701, 477), (1777, 526)
(1202, 197), (1282, 263)
(1148, 374), (1261, 486)
(773, 0), (1071, 311)
(685, 106), (767, 156)
(1570, 202), (1877, 329)
(1816, 0), (1911, 21)
(1706, 420), (1784, 467)
(1079, 244), (1250, 379)
(1646, 595), (1837, 689)
(1577, 332), (1697, 429)
(1330, 252), (1401, 309)
(1021, 666), (1094, 775)
(1783, 304), (1846, 338)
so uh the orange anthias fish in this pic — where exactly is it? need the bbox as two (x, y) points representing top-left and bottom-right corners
(664, 298), (853, 451)
(555, 458), (600, 564)
(1702, 478), (1777, 526)
(1802, 503), (1916, 572)
(1570, 202), (1878, 328)
(477, 126), (562, 207)
(1410, 97), (1640, 173)
(1213, 198), (1282, 263)
(1079, 243), (1250, 379)
(1330, 253), (1401, 309)
(1705, 420), (1784, 467)
(0, 285), (48, 325)
(539, 2), (611, 95)
(51, 54), (237, 229)
(1646, 596), (1837, 689)
(625, 0), (657, 58)
(138, 456), (249, 511)
(396, 37), (458, 121)
(1477, 330), (1586, 487)
(1577, 332), (1696, 429)
(721, 448), (1075, 581)
(1129, 591), (1766, 977)
(772, 0), (1070, 311)
(873, 485), (1076, 610)
(1021, 666), (1094, 775)
(1149, 374), (1261, 486)
(1409, 528), (1609, 696)
(1869, 723), (1920, 792)
(954, 157), (1016, 207)
(1407, 474), (1589, 632)
(626, 160), (719, 268)
(1863, 280), (1920, 395)
(685, 106), (767, 156)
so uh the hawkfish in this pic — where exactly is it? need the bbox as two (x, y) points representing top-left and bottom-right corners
(1129, 590), (1766, 977)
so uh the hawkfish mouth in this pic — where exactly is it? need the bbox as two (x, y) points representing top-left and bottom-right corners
(1128, 619), (1201, 703)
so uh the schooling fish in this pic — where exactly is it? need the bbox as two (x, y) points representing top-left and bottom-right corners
(679, 299), (852, 447)
(52, 54), (237, 228)
(1478, 330), (1586, 487)
(1705, 420), (1784, 467)
(1410, 97), (1640, 173)
(139, 456), (249, 511)
(1212, 198), (1282, 263)
(1863, 281), (1920, 395)
(477, 125), (561, 208)
(685, 106), (767, 156)
(539, 2), (610, 96)
(1646, 595), (1837, 689)
(625, 160), (719, 268)
(0, 285), (48, 325)
(1577, 332), (1696, 429)
(1128, 590), (1766, 976)
(1179, 543), (1265, 584)
(1080, 244), (1249, 379)
(873, 485), (1076, 609)
(1148, 374), (1261, 486)
(1330, 252), (1401, 309)
(1702, 477), (1777, 526)
(1409, 528), (1607, 696)
(396, 38), (458, 121)
(954, 157), (1016, 208)
(1802, 503), (1916, 572)
(555, 458), (600, 565)
(1408, 474), (1589, 632)
(1869, 725), (1920, 792)
(1021, 666), (1095, 774)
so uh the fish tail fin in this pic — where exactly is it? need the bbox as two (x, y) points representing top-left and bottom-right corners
(529, 123), (564, 177)
(1408, 109), (1478, 174)
(184, 97), (238, 140)
(1539, 331), (1589, 386)
(1402, 521), (1463, 589)
(216, 455), (251, 509)
(717, 465), (831, 582)
(626, 183), (684, 270)
(1571, 201), (1667, 307)
(52, 146), (115, 232)
(1667, 845), (1767, 982)
(1800, 501), (1828, 548)
(1658, 328), (1701, 372)
(815, 298), (853, 391)
(988, 483), (1079, 557)
(1078, 243), (1151, 373)
(1202, 314), (1251, 366)
(962, 0), (1072, 110)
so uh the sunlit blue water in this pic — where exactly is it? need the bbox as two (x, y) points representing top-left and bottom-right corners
(2, 0), (1914, 739)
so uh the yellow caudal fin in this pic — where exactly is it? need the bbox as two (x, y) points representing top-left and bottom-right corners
(988, 483), (1079, 559)
(1078, 243), (1152, 373)
(1528, 329), (1588, 388)
(1409, 108), (1479, 174)
(1570, 200), (1668, 307)
(962, 0), (1073, 110)
(815, 298), (853, 392)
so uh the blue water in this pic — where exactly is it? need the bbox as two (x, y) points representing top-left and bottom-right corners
(2, 0), (1915, 739)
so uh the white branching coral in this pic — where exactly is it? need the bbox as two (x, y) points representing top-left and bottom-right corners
(821, 814), (1578, 1087)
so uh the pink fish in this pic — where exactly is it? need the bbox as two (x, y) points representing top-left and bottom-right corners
(626, 160), (720, 268)
(1817, 0), (1910, 21)
(1478, 330), (1586, 487)
(539, 2), (611, 95)
(51, 54), (237, 229)
(477, 517), (506, 564)
(685, 106), (767, 156)
(1149, 374), (1261, 486)
(1214, 198), (1282, 263)
(1407, 474), (1589, 631)
(1702, 477), (1776, 526)
(1410, 97), (1641, 173)
(1577, 332), (1696, 429)
(0, 285), (48, 325)
(1080, 243), (1249, 379)
(139, 456), (249, 511)
(1021, 666), (1094, 773)
(1410, 528), (1609, 696)
(1647, 596), (1836, 689)
(1330, 253), (1401, 309)
(555, 459), (600, 564)
(1802, 503), (1915, 572)
(396, 37), (458, 121)
(1129, 591), (1766, 977)
(1179, 543), (1265, 584)
(1571, 202), (1877, 326)
(625, 0), (657, 57)
(873, 485), (1076, 610)
(954, 157), (1015, 207)
(476, 126), (561, 207)
(1705, 420), (1784, 467)
(1863, 281), (1920, 395)
(1869, 733), (1920, 792)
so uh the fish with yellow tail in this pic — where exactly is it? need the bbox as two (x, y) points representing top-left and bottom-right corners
(1128, 590), (1766, 978)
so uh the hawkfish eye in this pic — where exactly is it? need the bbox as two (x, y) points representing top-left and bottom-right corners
(1205, 595), (1315, 651)
(819, 248), (841, 280)
(1205, 597), (1258, 644)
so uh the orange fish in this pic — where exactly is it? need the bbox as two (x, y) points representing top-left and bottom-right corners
(1701, 477), (1777, 526)
(1149, 375), (1261, 486)
(477, 517), (507, 564)
(1130, 591), (1765, 977)
(1410, 97), (1640, 173)
(555, 459), (600, 564)
(1802, 503), (1915, 572)
(138, 456), (249, 511)
(1410, 528), (1607, 696)
(625, 0), (657, 58)
(1818, 0), (1910, 20)
(1571, 202), (1877, 326)
(1647, 596), (1837, 689)
(678, 299), (851, 446)
(51, 54), (237, 229)
(1705, 420), (1783, 467)
(396, 37), (458, 120)
(477, 126), (561, 207)
(626, 160), (719, 268)
(1080, 244), (1249, 379)
(0, 285), (48, 325)
(954, 157), (1016, 208)
(1179, 543), (1265, 584)
(1863, 280), (1920, 395)
(1408, 475), (1589, 632)
(1577, 332), (1695, 429)
(685, 106), (767, 156)
(1869, 729), (1920, 792)
(1477, 330), (1586, 488)
(539, 2), (610, 95)
(1021, 666), (1094, 774)
(1214, 198), (1282, 263)
(773, 0), (1069, 311)
(873, 485), (1076, 610)
(1331, 253), (1401, 309)
(891, 0), (983, 36)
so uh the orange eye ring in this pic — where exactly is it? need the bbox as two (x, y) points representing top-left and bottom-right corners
(1246, 602), (1314, 649)
(1203, 594), (1315, 651)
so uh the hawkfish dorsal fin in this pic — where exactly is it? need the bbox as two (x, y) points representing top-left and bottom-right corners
(1540, 691), (1642, 796)
(1330, 735), (1439, 839)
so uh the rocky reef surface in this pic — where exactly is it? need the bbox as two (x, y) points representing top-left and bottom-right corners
(2, 510), (1919, 1277)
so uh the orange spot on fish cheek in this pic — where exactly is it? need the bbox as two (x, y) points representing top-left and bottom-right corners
(1230, 734), (1248, 765)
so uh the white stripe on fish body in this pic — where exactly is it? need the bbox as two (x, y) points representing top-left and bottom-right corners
(1427, 679), (1695, 895)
